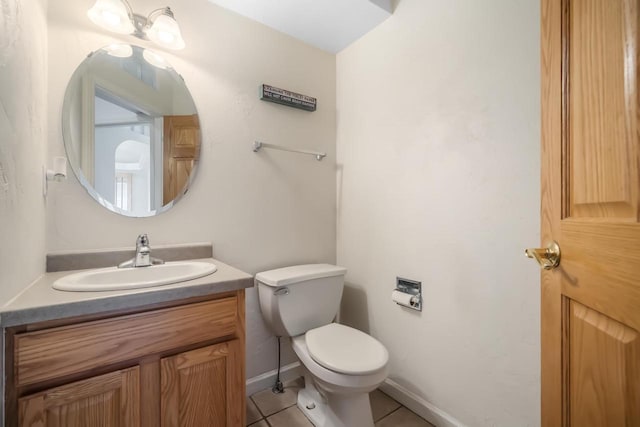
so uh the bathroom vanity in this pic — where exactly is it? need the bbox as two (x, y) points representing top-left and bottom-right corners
(1, 251), (252, 427)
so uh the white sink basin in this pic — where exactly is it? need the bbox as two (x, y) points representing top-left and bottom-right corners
(53, 261), (217, 292)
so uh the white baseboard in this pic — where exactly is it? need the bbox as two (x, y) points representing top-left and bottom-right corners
(379, 379), (467, 427)
(246, 362), (302, 396)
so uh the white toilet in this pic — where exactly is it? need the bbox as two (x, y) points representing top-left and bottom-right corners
(256, 264), (389, 427)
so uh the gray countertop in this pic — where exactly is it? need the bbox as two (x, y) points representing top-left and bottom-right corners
(0, 258), (254, 328)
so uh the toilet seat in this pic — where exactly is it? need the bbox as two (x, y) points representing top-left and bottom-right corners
(292, 334), (388, 394)
(305, 323), (388, 375)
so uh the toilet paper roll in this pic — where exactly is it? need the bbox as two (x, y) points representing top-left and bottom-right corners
(392, 290), (414, 308)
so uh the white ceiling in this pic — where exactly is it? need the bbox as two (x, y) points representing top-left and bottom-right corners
(207, 0), (393, 54)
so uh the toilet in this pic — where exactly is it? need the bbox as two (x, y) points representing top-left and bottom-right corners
(256, 264), (389, 427)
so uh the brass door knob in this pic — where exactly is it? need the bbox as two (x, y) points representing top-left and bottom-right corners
(525, 241), (561, 270)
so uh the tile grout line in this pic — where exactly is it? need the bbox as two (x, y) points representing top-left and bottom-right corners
(249, 395), (267, 419)
(249, 390), (300, 426)
(247, 394), (268, 426)
(376, 405), (404, 424)
(265, 404), (295, 422)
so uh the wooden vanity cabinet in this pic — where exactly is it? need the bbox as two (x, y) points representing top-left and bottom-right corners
(5, 290), (246, 427)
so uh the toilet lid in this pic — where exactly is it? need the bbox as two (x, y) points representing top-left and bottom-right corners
(305, 323), (388, 375)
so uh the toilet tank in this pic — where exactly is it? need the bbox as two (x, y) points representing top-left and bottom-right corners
(256, 264), (347, 337)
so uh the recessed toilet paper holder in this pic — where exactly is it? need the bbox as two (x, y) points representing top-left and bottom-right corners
(395, 277), (422, 311)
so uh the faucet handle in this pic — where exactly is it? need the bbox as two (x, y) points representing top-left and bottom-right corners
(136, 234), (149, 247)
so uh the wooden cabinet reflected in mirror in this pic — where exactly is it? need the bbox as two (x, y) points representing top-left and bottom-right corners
(62, 44), (201, 217)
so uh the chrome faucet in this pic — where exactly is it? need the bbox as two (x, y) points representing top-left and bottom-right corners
(118, 234), (164, 268)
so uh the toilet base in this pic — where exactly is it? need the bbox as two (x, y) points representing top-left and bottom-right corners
(297, 370), (375, 427)
(297, 385), (328, 427)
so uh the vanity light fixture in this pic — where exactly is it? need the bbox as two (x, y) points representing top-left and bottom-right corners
(87, 0), (135, 34)
(145, 8), (185, 50)
(87, 0), (185, 50)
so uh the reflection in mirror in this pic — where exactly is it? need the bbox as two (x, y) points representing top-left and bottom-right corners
(62, 44), (200, 217)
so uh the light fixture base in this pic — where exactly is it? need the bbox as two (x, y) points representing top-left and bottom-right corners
(131, 13), (150, 40)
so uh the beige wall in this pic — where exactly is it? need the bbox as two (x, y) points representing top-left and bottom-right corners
(336, 1), (540, 426)
(46, 0), (336, 378)
(0, 0), (48, 305)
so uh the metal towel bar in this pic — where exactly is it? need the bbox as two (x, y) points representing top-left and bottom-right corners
(253, 141), (326, 161)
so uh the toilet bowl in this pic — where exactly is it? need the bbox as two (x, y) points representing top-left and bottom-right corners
(292, 324), (388, 427)
(255, 264), (389, 427)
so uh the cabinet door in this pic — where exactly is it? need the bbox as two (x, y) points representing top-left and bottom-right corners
(19, 366), (140, 427)
(161, 340), (243, 427)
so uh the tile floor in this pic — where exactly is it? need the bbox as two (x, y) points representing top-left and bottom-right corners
(247, 378), (434, 427)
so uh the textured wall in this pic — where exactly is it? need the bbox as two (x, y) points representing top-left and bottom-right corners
(46, 0), (336, 379)
(336, 1), (540, 425)
(0, 0), (48, 305)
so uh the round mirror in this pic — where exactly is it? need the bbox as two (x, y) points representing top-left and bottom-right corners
(62, 44), (201, 217)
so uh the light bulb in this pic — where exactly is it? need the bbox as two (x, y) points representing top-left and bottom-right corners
(102, 43), (133, 58)
(142, 49), (170, 69)
(87, 0), (134, 34)
(157, 30), (176, 44)
(100, 10), (122, 26)
(146, 10), (185, 50)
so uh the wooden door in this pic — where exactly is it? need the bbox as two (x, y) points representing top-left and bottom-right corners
(160, 340), (243, 427)
(163, 115), (200, 204)
(18, 367), (140, 427)
(541, 0), (640, 425)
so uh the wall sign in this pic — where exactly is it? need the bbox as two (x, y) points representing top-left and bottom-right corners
(260, 84), (316, 112)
